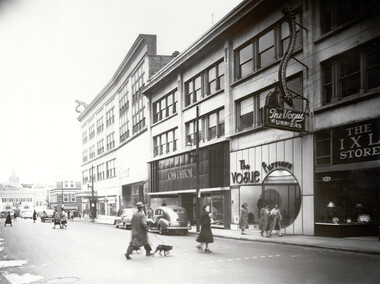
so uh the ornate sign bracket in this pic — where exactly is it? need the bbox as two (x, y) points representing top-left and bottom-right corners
(263, 5), (309, 133)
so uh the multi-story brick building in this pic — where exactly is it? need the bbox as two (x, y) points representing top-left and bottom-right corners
(143, 0), (380, 237)
(77, 35), (176, 220)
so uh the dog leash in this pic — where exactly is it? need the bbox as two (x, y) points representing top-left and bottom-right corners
(149, 231), (166, 244)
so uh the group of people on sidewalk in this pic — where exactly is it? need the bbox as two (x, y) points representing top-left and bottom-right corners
(124, 202), (214, 260)
(52, 209), (68, 229)
(239, 202), (283, 238)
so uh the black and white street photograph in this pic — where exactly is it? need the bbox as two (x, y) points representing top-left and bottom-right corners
(1, 0), (380, 283)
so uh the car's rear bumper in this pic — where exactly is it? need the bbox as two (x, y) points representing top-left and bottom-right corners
(166, 226), (191, 231)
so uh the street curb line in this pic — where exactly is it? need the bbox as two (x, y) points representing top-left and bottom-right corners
(188, 232), (380, 256)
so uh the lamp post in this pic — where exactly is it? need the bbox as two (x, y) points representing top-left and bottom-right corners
(90, 165), (96, 219)
(187, 105), (200, 232)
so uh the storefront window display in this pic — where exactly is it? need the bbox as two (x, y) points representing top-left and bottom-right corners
(262, 170), (301, 228)
(200, 192), (224, 228)
(315, 169), (379, 225)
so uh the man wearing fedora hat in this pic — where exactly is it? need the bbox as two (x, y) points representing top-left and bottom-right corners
(125, 202), (153, 260)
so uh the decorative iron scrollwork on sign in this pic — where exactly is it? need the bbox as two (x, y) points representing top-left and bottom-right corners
(263, 5), (308, 133)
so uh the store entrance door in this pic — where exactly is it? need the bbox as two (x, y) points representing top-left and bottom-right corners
(181, 193), (194, 225)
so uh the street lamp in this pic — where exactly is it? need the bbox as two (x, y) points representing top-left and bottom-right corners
(187, 105), (200, 232)
(90, 165), (96, 219)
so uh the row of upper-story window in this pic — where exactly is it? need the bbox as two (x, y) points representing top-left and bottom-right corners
(153, 108), (225, 157)
(82, 158), (116, 184)
(82, 62), (146, 146)
(152, 32), (380, 158)
(82, 132), (116, 162)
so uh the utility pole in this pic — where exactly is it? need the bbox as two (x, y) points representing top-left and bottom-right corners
(91, 165), (96, 219)
(195, 105), (200, 233)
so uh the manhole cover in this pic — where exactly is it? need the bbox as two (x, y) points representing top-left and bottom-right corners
(45, 277), (79, 283)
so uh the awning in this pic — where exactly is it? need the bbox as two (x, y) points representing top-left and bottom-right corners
(74, 191), (97, 198)
(62, 206), (78, 210)
(147, 187), (229, 196)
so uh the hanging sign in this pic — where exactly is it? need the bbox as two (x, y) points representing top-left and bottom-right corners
(263, 106), (306, 132)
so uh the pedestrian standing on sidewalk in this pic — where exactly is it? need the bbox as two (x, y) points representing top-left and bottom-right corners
(240, 203), (249, 235)
(52, 209), (61, 229)
(4, 212), (12, 226)
(32, 210), (37, 223)
(269, 204), (283, 237)
(125, 202), (153, 260)
(196, 205), (214, 253)
(259, 204), (270, 237)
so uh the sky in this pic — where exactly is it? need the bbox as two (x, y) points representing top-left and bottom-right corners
(0, 0), (243, 184)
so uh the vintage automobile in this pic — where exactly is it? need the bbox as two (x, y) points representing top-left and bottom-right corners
(40, 209), (55, 222)
(20, 210), (33, 219)
(147, 206), (191, 235)
(114, 208), (137, 229)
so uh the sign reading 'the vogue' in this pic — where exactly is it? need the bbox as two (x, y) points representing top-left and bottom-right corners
(332, 119), (380, 164)
(264, 107), (306, 132)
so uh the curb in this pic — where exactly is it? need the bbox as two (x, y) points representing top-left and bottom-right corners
(188, 232), (380, 256)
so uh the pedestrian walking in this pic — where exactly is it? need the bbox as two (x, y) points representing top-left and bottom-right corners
(61, 210), (67, 228)
(32, 210), (37, 223)
(4, 212), (12, 226)
(124, 202), (153, 260)
(240, 202), (249, 235)
(269, 204), (283, 237)
(196, 205), (214, 253)
(52, 209), (61, 229)
(259, 204), (270, 237)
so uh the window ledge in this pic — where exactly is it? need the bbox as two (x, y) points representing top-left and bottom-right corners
(314, 17), (369, 44)
(314, 89), (380, 114)
(230, 124), (265, 138)
(151, 113), (178, 128)
(183, 89), (224, 112)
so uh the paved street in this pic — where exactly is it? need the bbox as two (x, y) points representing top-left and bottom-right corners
(1, 218), (379, 284)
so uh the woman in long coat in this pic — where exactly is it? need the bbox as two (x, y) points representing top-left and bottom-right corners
(4, 212), (12, 226)
(53, 209), (61, 229)
(196, 205), (214, 253)
(239, 202), (249, 235)
(32, 210), (37, 223)
(259, 204), (270, 237)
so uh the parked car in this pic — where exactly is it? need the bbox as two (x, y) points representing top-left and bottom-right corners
(20, 210), (33, 219)
(114, 208), (138, 229)
(147, 206), (191, 235)
(40, 209), (55, 222)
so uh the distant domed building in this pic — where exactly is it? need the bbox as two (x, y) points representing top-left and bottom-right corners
(9, 168), (20, 185)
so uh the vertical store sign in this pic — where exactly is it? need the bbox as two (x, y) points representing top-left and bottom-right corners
(332, 119), (380, 164)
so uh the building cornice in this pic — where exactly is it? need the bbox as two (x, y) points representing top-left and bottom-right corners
(77, 34), (157, 122)
(143, 0), (263, 95)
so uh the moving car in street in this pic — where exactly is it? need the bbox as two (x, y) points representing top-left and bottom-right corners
(147, 206), (191, 235)
(114, 208), (137, 229)
(40, 209), (55, 222)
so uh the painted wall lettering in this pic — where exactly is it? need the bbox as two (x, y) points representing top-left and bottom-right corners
(231, 160), (260, 184)
(332, 119), (380, 164)
(167, 169), (194, 181)
(262, 161), (292, 173)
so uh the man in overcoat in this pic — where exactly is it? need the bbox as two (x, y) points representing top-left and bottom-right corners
(125, 202), (152, 260)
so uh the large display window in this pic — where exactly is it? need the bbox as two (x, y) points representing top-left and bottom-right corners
(315, 169), (379, 233)
(238, 170), (301, 228)
(262, 170), (301, 228)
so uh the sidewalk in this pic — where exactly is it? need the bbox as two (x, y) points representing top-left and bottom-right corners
(89, 218), (380, 255)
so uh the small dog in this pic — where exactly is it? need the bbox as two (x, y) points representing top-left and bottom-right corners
(153, 244), (173, 256)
